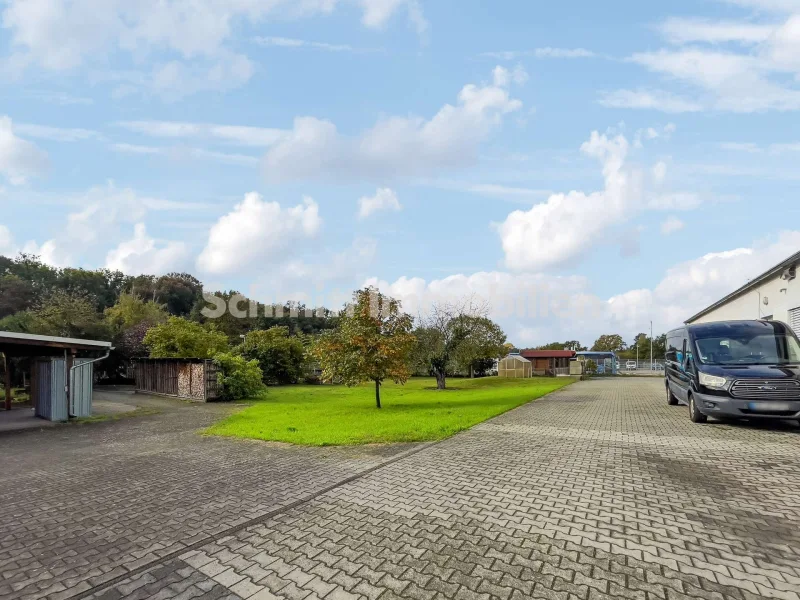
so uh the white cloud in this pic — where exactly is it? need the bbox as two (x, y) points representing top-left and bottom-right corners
(607, 231), (800, 334)
(197, 193), (322, 275)
(481, 48), (595, 60)
(14, 183), (200, 268)
(262, 68), (523, 182)
(13, 123), (102, 142)
(2, 0), (423, 97)
(608, 9), (800, 113)
(418, 179), (551, 203)
(254, 238), (378, 303)
(253, 36), (365, 53)
(115, 120), (284, 147)
(367, 231), (800, 347)
(104, 52), (255, 100)
(111, 143), (259, 167)
(0, 225), (16, 256)
(660, 216), (685, 235)
(658, 18), (776, 45)
(653, 161), (667, 183)
(496, 128), (699, 272)
(492, 65), (529, 87)
(358, 0), (428, 35)
(105, 223), (190, 275)
(21, 239), (67, 268)
(358, 188), (402, 219)
(598, 89), (703, 113)
(0, 115), (49, 184)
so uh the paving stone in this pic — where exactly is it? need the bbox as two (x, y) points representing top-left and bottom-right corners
(7, 379), (800, 600)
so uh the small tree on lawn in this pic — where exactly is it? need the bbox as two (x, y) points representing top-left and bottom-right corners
(311, 288), (416, 409)
(415, 296), (492, 390)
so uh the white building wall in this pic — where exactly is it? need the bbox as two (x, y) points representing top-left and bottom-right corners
(688, 260), (800, 329)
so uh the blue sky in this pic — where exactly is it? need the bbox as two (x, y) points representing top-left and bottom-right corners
(1, 0), (799, 347)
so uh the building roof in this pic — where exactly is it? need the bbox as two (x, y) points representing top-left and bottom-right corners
(686, 250), (800, 324)
(0, 331), (112, 355)
(502, 354), (532, 363)
(520, 350), (576, 359)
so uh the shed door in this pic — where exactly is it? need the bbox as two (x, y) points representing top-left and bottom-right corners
(789, 306), (800, 338)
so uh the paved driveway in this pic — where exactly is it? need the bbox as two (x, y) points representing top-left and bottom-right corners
(4, 379), (800, 600)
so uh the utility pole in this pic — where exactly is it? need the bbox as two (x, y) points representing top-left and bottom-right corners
(650, 320), (654, 371)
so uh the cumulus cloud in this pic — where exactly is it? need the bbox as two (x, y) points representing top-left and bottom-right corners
(105, 223), (190, 275)
(496, 127), (697, 272)
(262, 68), (523, 182)
(358, 188), (402, 219)
(197, 193), (322, 275)
(0, 115), (49, 184)
(13, 183), (197, 268)
(367, 231), (800, 347)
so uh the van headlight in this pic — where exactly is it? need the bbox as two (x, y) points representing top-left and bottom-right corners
(699, 372), (727, 388)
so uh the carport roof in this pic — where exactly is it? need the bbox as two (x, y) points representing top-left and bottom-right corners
(0, 331), (112, 354)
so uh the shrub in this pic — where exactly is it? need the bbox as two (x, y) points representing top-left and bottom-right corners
(213, 352), (264, 401)
(238, 327), (306, 385)
(144, 317), (229, 358)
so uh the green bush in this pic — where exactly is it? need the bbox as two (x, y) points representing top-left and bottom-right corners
(238, 327), (306, 385)
(144, 316), (229, 358)
(213, 352), (265, 401)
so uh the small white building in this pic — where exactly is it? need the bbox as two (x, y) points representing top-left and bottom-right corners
(686, 250), (800, 337)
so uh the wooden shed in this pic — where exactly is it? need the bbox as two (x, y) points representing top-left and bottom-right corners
(497, 354), (533, 378)
(134, 358), (222, 402)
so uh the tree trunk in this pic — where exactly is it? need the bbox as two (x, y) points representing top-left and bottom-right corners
(469, 364), (474, 378)
(375, 379), (382, 409)
(435, 370), (446, 390)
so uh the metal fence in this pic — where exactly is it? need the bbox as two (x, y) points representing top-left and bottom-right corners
(619, 359), (665, 372)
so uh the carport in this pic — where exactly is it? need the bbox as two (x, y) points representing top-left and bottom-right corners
(0, 332), (112, 422)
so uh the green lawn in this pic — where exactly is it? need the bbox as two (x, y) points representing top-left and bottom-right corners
(205, 376), (576, 446)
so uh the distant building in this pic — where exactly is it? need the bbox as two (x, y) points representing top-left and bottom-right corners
(519, 350), (576, 376)
(686, 251), (800, 337)
(575, 351), (618, 375)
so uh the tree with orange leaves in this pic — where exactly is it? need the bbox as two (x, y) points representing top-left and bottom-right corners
(312, 287), (416, 409)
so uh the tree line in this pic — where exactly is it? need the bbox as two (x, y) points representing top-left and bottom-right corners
(1, 255), (509, 405)
(525, 332), (668, 359)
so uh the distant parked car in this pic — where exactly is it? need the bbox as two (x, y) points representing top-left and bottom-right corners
(651, 363), (664, 371)
(626, 360), (638, 370)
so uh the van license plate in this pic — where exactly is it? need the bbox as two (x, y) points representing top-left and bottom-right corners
(748, 402), (791, 412)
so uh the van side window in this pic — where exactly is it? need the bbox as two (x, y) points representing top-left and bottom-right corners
(666, 331), (682, 363)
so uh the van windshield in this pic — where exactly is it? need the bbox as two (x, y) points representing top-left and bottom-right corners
(695, 333), (800, 365)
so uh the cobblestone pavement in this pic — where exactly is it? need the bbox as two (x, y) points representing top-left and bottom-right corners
(0, 390), (418, 600)
(6, 379), (800, 600)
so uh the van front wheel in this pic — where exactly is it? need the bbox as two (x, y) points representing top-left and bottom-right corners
(666, 383), (678, 406)
(689, 394), (707, 423)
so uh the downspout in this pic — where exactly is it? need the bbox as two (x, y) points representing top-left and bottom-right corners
(68, 347), (113, 417)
